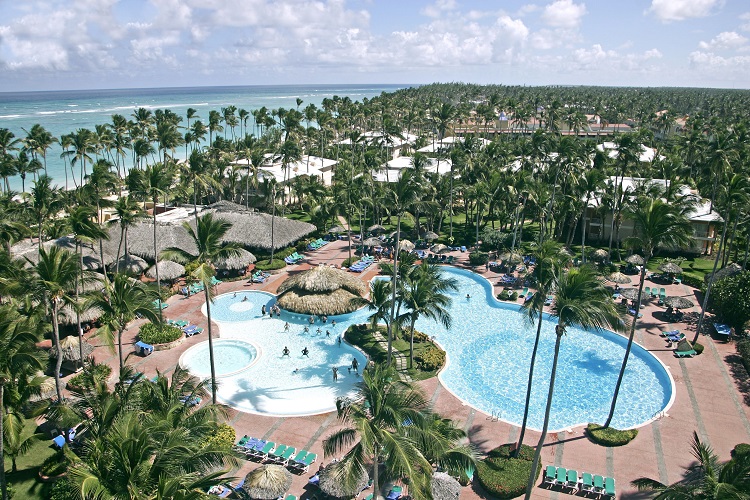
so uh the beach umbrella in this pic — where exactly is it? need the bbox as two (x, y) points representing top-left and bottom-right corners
(618, 288), (640, 301)
(625, 254), (645, 266)
(368, 224), (386, 234)
(108, 254), (148, 275)
(328, 225), (346, 234)
(431, 243), (451, 254)
(498, 252), (523, 265)
(399, 239), (415, 251)
(664, 296), (694, 309)
(591, 248), (609, 261)
(363, 237), (382, 247)
(242, 465), (293, 500)
(607, 272), (632, 284)
(389, 230), (403, 239)
(214, 248), (257, 270)
(422, 231), (439, 241)
(318, 463), (370, 499)
(146, 260), (185, 281)
(705, 262), (742, 284)
(432, 472), (461, 500)
(50, 335), (95, 362)
(659, 262), (683, 275)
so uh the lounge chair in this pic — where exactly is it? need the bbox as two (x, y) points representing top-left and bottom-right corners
(593, 474), (605, 494)
(134, 341), (154, 356)
(544, 295), (553, 306)
(543, 465), (557, 487)
(675, 349), (697, 358)
(252, 441), (275, 460)
(460, 245), (467, 252)
(168, 319), (189, 328)
(580, 472), (594, 493)
(628, 308), (643, 318)
(604, 476), (616, 499)
(285, 496), (298, 500)
(308, 474), (320, 487)
(660, 329), (680, 337)
(180, 287), (189, 295)
(386, 486), (402, 500)
(235, 436), (250, 448)
(268, 444), (288, 462)
(524, 292), (535, 303)
(179, 395), (201, 407)
(555, 467), (567, 487)
(288, 450), (307, 469)
(52, 435), (66, 449)
(644, 286), (650, 297)
(566, 469), (579, 491)
(520, 287), (528, 299)
(277, 446), (296, 465)
(184, 325), (203, 337)
(714, 323), (732, 338)
(292, 451), (317, 472)
(152, 300), (168, 310)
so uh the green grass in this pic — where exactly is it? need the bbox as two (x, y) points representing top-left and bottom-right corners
(4, 418), (57, 500)
(586, 423), (638, 446)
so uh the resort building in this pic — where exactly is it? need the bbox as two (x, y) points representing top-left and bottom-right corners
(372, 156), (453, 182)
(417, 136), (491, 154)
(231, 154), (338, 186)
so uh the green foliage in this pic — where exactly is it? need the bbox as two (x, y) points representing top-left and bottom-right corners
(49, 477), (76, 500)
(67, 363), (112, 391)
(415, 346), (445, 371)
(342, 257), (357, 268)
(681, 274), (704, 289)
(498, 290), (519, 301)
(586, 423), (638, 446)
(468, 251), (489, 266)
(138, 322), (183, 345)
(183, 260), (200, 277)
(40, 451), (68, 477)
(201, 423), (236, 451)
(694, 342), (704, 355)
(736, 338), (750, 376)
(711, 272), (750, 332)
(732, 443), (750, 458)
(255, 258), (286, 271)
(479, 229), (511, 252)
(413, 330), (430, 343)
(476, 444), (539, 499)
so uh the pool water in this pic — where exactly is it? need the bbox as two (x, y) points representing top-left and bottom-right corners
(185, 269), (673, 429)
(180, 339), (258, 378)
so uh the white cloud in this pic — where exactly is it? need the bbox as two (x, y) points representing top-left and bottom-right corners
(647, 0), (723, 22)
(738, 13), (750, 33)
(541, 0), (587, 29)
(689, 50), (750, 72)
(698, 31), (748, 50)
(422, 0), (458, 18)
(644, 48), (663, 59)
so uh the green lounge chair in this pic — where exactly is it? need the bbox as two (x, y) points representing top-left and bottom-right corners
(644, 286), (650, 297)
(254, 441), (275, 459)
(295, 452), (317, 472)
(363, 495), (373, 500)
(285, 496), (297, 500)
(566, 470), (579, 491)
(521, 287), (528, 298)
(604, 476), (616, 498)
(675, 349), (697, 358)
(593, 474), (604, 493)
(555, 467), (567, 487)
(268, 444), (288, 461)
(277, 446), (296, 465)
(580, 472), (594, 493)
(543, 465), (556, 487)
(289, 449), (307, 467)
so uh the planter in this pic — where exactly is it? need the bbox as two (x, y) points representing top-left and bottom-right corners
(153, 335), (185, 351)
(38, 470), (67, 483)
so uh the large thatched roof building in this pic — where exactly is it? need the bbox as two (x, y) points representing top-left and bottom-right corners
(276, 265), (367, 315)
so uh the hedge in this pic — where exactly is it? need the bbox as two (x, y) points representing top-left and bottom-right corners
(476, 444), (539, 499)
(139, 322), (183, 345)
(736, 339), (750, 376)
(415, 347), (445, 371)
(469, 251), (489, 266)
(202, 423), (236, 451)
(586, 424), (638, 446)
(67, 363), (112, 392)
(255, 258), (287, 271)
(49, 477), (76, 500)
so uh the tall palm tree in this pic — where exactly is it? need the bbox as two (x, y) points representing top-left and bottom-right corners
(161, 213), (243, 403)
(141, 163), (173, 319)
(110, 196), (145, 267)
(524, 266), (622, 500)
(604, 199), (693, 428)
(323, 364), (434, 500)
(30, 175), (62, 256)
(632, 431), (750, 498)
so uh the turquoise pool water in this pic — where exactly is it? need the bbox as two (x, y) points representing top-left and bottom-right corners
(190, 269), (673, 428)
(180, 339), (258, 378)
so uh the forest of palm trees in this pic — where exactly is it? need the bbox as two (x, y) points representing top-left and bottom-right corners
(0, 82), (749, 499)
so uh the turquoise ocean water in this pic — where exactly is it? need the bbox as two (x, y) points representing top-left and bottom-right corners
(0, 84), (404, 191)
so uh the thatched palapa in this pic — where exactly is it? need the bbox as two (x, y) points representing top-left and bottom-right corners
(607, 272), (632, 284)
(59, 303), (103, 326)
(108, 254), (148, 275)
(50, 336), (95, 361)
(318, 462), (369, 499)
(664, 296), (694, 309)
(12, 236), (111, 270)
(146, 260), (185, 281)
(214, 248), (256, 270)
(432, 472), (461, 500)
(705, 262), (743, 284)
(276, 265), (367, 315)
(242, 464), (293, 499)
(625, 254), (645, 265)
(659, 262), (683, 274)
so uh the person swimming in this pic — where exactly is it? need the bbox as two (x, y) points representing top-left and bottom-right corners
(282, 346), (290, 356)
(302, 347), (309, 357)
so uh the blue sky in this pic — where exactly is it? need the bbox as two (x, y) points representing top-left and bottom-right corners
(0, 0), (748, 92)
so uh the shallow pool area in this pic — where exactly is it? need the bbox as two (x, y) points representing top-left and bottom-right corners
(186, 268), (673, 428)
(180, 339), (259, 378)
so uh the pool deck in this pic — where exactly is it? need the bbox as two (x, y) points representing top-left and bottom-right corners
(83, 239), (750, 499)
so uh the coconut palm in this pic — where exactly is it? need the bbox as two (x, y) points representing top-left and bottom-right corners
(110, 195), (146, 267)
(323, 363), (434, 500)
(632, 431), (750, 498)
(161, 213), (243, 403)
(524, 266), (622, 500)
(30, 175), (62, 257)
(141, 162), (174, 319)
(88, 272), (159, 371)
(603, 199), (693, 428)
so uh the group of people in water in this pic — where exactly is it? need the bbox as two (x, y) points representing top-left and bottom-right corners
(261, 304), (281, 317)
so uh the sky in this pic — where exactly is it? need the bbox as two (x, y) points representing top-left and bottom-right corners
(0, 0), (749, 92)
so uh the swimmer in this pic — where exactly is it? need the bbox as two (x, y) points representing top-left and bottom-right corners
(309, 315), (315, 324)
(282, 346), (290, 356)
(466, 293), (471, 299)
(284, 322), (290, 332)
(326, 330), (331, 337)
(337, 336), (342, 347)
(352, 357), (359, 373)
(322, 315), (328, 323)
(331, 320), (336, 327)
(302, 347), (309, 357)
(304, 326), (310, 333)
(293, 367), (299, 374)
(242, 296), (248, 302)
(261, 305), (266, 316)
(316, 328), (322, 334)
(332, 367), (338, 381)
(233, 292), (237, 298)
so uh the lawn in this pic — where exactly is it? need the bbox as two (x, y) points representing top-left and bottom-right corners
(4, 418), (57, 500)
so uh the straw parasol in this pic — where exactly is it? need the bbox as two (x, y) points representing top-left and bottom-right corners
(368, 224), (386, 234)
(59, 303), (103, 326)
(242, 464), (293, 500)
(591, 248), (609, 261)
(318, 463), (370, 499)
(618, 288), (640, 301)
(705, 262), (743, 284)
(399, 239), (415, 251)
(146, 260), (185, 281)
(329, 225), (346, 234)
(432, 472), (461, 500)
(363, 237), (382, 247)
(625, 254), (645, 265)
(276, 265), (368, 315)
(431, 243), (451, 254)
(389, 230), (403, 239)
(108, 254), (148, 275)
(498, 252), (523, 265)
(664, 296), (694, 309)
(659, 262), (683, 275)
(607, 272), (632, 284)
(49, 336), (95, 362)
(214, 248), (257, 270)
(423, 231), (439, 241)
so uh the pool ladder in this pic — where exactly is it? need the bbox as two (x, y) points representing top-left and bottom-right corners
(486, 409), (502, 422)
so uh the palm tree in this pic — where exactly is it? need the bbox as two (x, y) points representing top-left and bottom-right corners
(632, 431), (750, 498)
(0, 129), (20, 194)
(603, 199), (693, 428)
(110, 195), (145, 267)
(161, 213), (243, 403)
(524, 266), (622, 500)
(0, 306), (45, 500)
(323, 364), (434, 500)
(141, 163), (173, 319)
(30, 175), (62, 256)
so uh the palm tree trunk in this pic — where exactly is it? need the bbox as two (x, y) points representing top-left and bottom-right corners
(604, 263), (647, 427)
(524, 325), (563, 500)
(153, 208), (163, 322)
(693, 220), (729, 344)
(52, 302), (64, 402)
(409, 319), (416, 369)
(515, 306), (544, 455)
(77, 244), (84, 369)
(387, 214), (402, 365)
(0, 381), (8, 500)
(204, 287), (218, 404)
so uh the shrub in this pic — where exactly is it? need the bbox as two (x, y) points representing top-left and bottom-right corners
(681, 274), (703, 289)
(413, 330), (430, 343)
(416, 347), (446, 371)
(139, 322), (183, 345)
(586, 423), (638, 446)
(67, 363), (112, 392)
(342, 257), (358, 268)
(711, 271), (750, 333)
(476, 443), (538, 500)
(693, 342), (704, 355)
(274, 247), (297, 260)
(469, 251), (489, 267)
(49, 478), (76, 500)
(255, 258), (286, 271)
(737, 339), (750, 375)
(40, 452), (68, 477)
(733, 443), (750, 458)
(202, 423), (236, 451)
(510, 292), (519, 301)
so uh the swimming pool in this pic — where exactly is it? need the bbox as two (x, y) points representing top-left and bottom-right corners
(180, 339), (259, 378)
(187, 269), (673, 429)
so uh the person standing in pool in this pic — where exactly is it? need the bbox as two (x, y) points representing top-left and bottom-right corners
(304, 326), (310, 333)
(309, 315), (315, 325)
(322, 315), (328, 323)
(337, 336), (342, 347)
(351, 357), (359, 373)
(261, 305), (266, 316)
(326, 330), (331, 338)
(331, 319), (336, 328)
(284, 322), (290, 332)
(332, 367), (338, 381)
(282, 346), (290, 357)
(302, 347), (309, 357)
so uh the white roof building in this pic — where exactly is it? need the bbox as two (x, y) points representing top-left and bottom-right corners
(231, 155), (338, 186)
(417, 136), (492, 153)
(372, 156), (453, 183)
(596, 142), (664, 163)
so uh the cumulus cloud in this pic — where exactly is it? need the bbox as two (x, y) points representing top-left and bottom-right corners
(738, 13), (750, 33)
(689, 50), (750, 70)
(698, 31), (748, 50)
(647, 0), (723, 22)
(422, 0), (458, 18)
(541, 0), (587, 29)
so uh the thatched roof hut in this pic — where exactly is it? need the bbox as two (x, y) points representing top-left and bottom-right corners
(49, 336), (95, 361)
(214, 248), (256, 270)
(242, 465), (293, 499)
(432, 472), (461, 500)
(12, 236), (111, 270)
(59, 304), (103, 326)
(318, 463), (369, 499)
(705, 262), (743, 284)
(276, 265), (367, 315)
(108, 254), (148, 275)
(146, 260), (185, 281)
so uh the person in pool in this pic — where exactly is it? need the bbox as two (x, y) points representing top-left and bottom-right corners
(284, 322), (290, 332)
(302, 347), (309, 357)
(282, 346), (290, 356)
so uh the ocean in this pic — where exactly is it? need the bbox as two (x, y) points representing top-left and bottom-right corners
(0, 84), (405, 191)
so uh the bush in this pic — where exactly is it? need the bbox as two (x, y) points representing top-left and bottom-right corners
(255, 258), (286, 271)
(40, 452), (68, 477)
(49, 478), (76, 500)
(586, 423), (638, 446)
(681, 274), (703, 289)
(139, 322), (183, 345)
(413, 330), (430, 343)
(416, 347), (445, 371)
(733, 443), (750, 458)
(469, 251), (489, 267)
(711, 271), (750, 333)
(510, 292), (519, 301)
(342, 257), (357, 268)
(202, 423), (236, 451)
(693, 342), (704, 355)
(67, 363), (112, 391)
(476, 444), (538, 499)
(737, 339), (750, 375)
